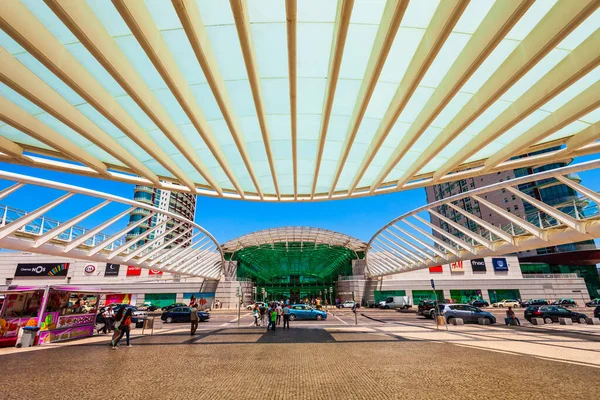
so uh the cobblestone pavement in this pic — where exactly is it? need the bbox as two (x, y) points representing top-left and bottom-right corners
(1, 325), (599, 400)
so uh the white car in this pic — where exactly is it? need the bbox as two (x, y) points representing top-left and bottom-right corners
(492, 299), (519, 308)
(341, 301), (359, 309)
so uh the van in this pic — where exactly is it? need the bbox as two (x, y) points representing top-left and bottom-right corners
(381, 296), (411, 310)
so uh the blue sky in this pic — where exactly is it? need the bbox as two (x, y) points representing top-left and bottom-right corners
(0, 153), (599, 244)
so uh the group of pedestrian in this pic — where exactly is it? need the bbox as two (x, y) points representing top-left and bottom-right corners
(110, 307), (133, 349)
(253, 302), (290, 331)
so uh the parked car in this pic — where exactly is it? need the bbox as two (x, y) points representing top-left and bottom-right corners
(161, 307), (210, 323)
(137, 302), (160, 312)
(380, 296), (411, 310)
(552, 298), (577, 307)
(288, 304), (327, 321)
(247, 302), (265, 310)
(492, 299), (519, 308)
(524, 305), (587, 324)
(99, 304), (147, 324)
(468, 299), (489, 308)
(594, 306), (600, 319)
(584, 298), (600, 307)
(161, 303), (188, 311)
(520, 299), (549, 307)
(441, 304), (496, 324)
(417, 300), (443, 319)
(340, 301), (359, 309)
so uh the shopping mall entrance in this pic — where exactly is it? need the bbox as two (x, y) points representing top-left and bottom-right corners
(221, 227), (366, 304)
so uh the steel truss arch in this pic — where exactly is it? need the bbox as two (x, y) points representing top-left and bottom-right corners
(0, 170), (224, 279)
(366, 159), (600, 277)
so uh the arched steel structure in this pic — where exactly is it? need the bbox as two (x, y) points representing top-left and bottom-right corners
(0, 170), (224, 278)
(366, 159), (600, 277)
(0, 1), (598, 201)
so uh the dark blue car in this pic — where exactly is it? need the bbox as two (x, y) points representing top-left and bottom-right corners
(161, 307), (210, 323)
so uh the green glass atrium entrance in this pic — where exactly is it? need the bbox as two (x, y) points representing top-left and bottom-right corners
(221, 227), (366, 303)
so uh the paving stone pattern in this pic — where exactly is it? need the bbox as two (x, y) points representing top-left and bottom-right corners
(1, 327), (598, 400)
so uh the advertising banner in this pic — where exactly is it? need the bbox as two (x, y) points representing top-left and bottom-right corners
(14, 262), (69, 277)
(148, 269), (163, 276)
(38, 325), (95, 345)
(450, 261), (464, 272)
(470, 258), (486, 272)
(428, 265), (443, 273)
(104, 263), (120, 276)
(57, 313), (95, 329)
(492, 257), (509, 271)
(126, 266), (142, 277)
(105, 294), (131, 305)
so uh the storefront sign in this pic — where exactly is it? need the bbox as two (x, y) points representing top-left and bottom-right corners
(38, 325), (94, 345)
(84, 264), (96, 274)
(104, 263), (120, 276)
(14, 263), (69, 277)
(105, 294), (131, 305)
(126, 266), (142, 277)
(492, 257), (509, 271)
(148, 269), (163, 276)
(470, 258), (486, 272)
(450, 261), (464, 272)
(428, 265), (443, 273)
(57, 313), (95, 329)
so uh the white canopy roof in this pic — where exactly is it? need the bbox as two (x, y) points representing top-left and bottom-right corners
(0, 0), (598, 201)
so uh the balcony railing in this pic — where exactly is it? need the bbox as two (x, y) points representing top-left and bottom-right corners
(522, 273), (580, 279)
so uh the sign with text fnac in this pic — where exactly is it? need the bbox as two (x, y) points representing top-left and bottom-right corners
(104, 263), (120, 276)
(470, 258), (486, 272)
(126, 266), (142, 277)
(450, 260), (464, 272)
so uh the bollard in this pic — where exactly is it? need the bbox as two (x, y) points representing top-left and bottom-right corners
(531, 318), (545, 325)
(478, 318), (490, 325)
(559, 318), (573, 325)
(450, 318), (464, 326)
(586, 317), (600, 325)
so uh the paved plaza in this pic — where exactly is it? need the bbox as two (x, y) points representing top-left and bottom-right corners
(2, 309), (599, 400)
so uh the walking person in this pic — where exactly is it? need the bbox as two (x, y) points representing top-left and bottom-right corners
(283, 303), (290, 329)
(276, 303), (283, 326)
(110, 307), (125, 349)
(113, 309), (133, 348)
(102, 305), (113, 333)
(253, 304), (260, 326)
(190, 304), (199, 335)
(259, 303), (267, 327)
(505, 306), (521, 326)
(269, 304), (277, 332)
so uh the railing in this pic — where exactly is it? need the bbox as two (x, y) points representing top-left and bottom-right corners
(0, 204), (126, 249)
(522, 273), (580, 279)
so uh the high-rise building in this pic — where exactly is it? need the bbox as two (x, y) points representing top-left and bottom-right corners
(127, 185), (196, 249)
(425, 147), (599, 298)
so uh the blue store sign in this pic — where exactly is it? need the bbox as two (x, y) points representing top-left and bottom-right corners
(492, 258), (509, 271)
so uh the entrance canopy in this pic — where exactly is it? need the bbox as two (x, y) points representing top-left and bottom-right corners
(0, 1), (598, 201)
(222, 227), (366, 285)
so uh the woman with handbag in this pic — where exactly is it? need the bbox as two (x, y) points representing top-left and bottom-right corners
(114, 309), (133, 348)
(110, 307), (125, 349)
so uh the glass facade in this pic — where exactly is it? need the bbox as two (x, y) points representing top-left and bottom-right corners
(374, 290), (406, 303)
(521, 263), (600, 299)
(449, 290), (483, 304)
(412, 290), (444, 304)
(488, 289), (521, 304)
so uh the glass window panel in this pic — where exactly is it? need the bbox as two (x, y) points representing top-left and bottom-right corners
(418, 156), (450, 176)
(239, 115), (266, 143)
(195, 0), (235, 26)
(86, 0), (131, 36)
(180, 124), (208, 151)
(431, 92), (473, 128)
(365, 82), (398, 119)
(265, 115), (291, 142)
(357, 162), (383, 188)
(297, 23), (334, 78)
(145, 0), (182, 30)
(500, 48), (570, 102)
(297, 115), (321, 142)
(0, 83), (44, 115)
(297, 0), (337, 22)
(495, 109), (551, 145)
(463, 100), (513, 134)
(14, 53), (85, 105)
(34, 113), (93, 148)
(339, 24), (379, 79)
(297, 140), (317, 160)
(411, 127), (443, 152)
(322, 141), (343, 161)
(195, 147), (220, 169)
(540, 66), (600, 112)
(346, 145), (365, 164)
(385, 121), (411, 145)
(272, 141), (293, 161)
(397, 87), (435, 124)
(246, 140), (269, 164)
(248, 0), (286, 23)
(400, 0), (439, 29)
(354, 117), (382, 145)
(190, 84), (225, 121)
(114, 35), (168, 91)
(208, 119), (235, 147)
(82, 145), (124, 167)
(110, 96), (157, 131)
(540, 120), (591, 144)
(580, 107), (600, 124)
(379, 28), (426, 84)
(461, 40), (520, 94)
(325, 115), (352, 142)
(0, 30), (25, 54)
(297, 78), (326, 115)
(452, 0), (494, 35)
(435, 131), (477, 161)
(505, 0), (557, 41)
(147, 128), (180, 156)
(252, 23), (289, 78)
(335, 161), (360, 191)
(420, 33), (471, 88)
(152, 89), (191, 126)
(467, 139), (505, 163)
(350, 0), (386, 24)
(205, 25), (248, 81)
(169, 153), (207, 185)
(117, 135), (153, 164)
(161, 30), (208, 86)
(331, 79), (361, 116)
(261, 78), (290, 115)
(0, 124), (52, 150)
(557, 8), (600, 51)
(22, 0), (77, 44)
